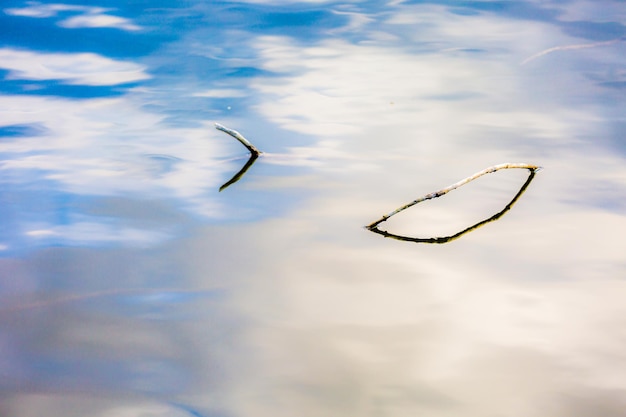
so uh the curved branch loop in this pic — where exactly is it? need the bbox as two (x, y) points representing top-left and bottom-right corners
(366, 163), (541, 244)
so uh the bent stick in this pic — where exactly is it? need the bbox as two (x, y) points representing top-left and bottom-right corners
(215, 123), (262, 156)
(367, 169), (537, 243)
(366, 163), (541, 230)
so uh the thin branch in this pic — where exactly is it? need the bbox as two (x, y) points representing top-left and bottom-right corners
(367, 169), (538, 243)
(215, 123), (262, 156)
(366, 163), (542, 231)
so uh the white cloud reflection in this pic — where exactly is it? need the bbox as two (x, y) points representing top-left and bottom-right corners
(167, 189), (626, 416)
(4, 3), (141, 31)
(0, 93), (233, 247)
(245, 4), (625, 186)
(0, 48), (150, 85)
(249, 4), (594, 138)
(5, 3), (105, 18)
(25, 221), (170, 247)
(546, 0), (626, 22)
(192, 88), (248, 98)
(248, 33), (593, 156)
(58, 14), (141, 31)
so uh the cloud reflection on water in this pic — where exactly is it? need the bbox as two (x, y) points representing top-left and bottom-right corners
(165, 196), (626, 416)
(0, 48), (149, 85)
(4, 3), (142, 31)
(0, 90), (235, 248)
(1, 1), (626, 416)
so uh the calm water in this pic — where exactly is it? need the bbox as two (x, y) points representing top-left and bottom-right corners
(1, 1), (626, 416)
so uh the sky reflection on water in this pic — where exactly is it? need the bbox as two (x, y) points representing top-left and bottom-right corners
(1, 1), (626, 416)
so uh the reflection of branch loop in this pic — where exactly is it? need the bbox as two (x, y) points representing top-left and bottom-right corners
(366, 163), (541, 244)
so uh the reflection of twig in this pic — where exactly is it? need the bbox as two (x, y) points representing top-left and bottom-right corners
(215, 123), (262, 156)
(521, 37), (625, 65)
(366, 163), (541, 243)
(219, 153), (260, 192)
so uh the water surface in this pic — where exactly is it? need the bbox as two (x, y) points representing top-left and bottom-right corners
(1, 1), (626, 416)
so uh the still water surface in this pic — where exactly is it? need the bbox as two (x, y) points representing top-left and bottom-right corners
(1, 1), (626, 416)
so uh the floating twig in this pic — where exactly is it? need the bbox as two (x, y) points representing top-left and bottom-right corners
(366, 163), (542, 243)
(215, 123), (262, 157)
(214, 123), (263, 191)
(368, 168), (538, 243)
